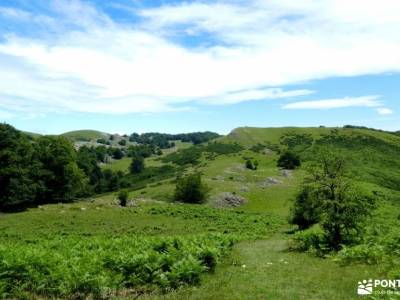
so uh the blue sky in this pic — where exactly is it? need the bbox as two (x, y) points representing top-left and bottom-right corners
(0, 0), (399, 134)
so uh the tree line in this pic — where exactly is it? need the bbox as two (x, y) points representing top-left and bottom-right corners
(0, 124), (176, 211)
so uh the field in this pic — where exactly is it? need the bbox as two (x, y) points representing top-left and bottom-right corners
(1, 126), (400, 299)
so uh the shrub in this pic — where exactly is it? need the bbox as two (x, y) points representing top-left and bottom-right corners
(118, 189), (129, 207)
(292, 225), (328, 255)
(130, 155), (145, 174)
(174, 174), (209, 204)
(277, 151), (301, 170)
(245, 159), (254, 170)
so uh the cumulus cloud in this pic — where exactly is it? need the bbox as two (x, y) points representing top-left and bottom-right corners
(0, 0), (399, 115)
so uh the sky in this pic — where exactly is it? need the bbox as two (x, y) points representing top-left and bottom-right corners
(0, 0), (399, 134)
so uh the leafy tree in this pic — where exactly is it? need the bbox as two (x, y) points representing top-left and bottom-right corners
(277, 151), (301, 170)
(118, 189), (129, 207)
(112, 148), (124, 160)
(174, 173), (209, 204)
(97, 138), (107, 144)
(118, 139), (127, 146)
(0, 124), (39, 211)
(130, 155), (145, 174)
(291, 153), (375, 250)
(34, 136), (85, 204)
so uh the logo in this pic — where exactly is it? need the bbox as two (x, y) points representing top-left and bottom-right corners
(357, 279), (400, 296)
(358, 279), (373, 295)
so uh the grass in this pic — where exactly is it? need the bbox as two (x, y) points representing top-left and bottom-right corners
(150, 237), (382, 300)
(101, 141), (192, 173)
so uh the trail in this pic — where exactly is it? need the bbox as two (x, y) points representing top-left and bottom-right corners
(150, 235), (381, 300)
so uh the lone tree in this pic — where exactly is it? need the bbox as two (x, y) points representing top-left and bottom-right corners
(290, 152), (375, 250)
(130, 155), (145, 174)
(174, 173), (209, 204)
(118, 189), (129, 207)
(245, 159), (254, 170)
(277, 151), (301, 170)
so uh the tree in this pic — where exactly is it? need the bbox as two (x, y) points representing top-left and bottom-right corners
(34, 136), (85, 204)
(277, 151), (301, 170)
(291, 152), (374, 250)
(118, 189), (129, 207)
(118, 139), (127, 146)
(245, 159), (254, 170)
(0, 124), (39, 211)
(174, 173), (209, 204)
(112, 148), (124, 160)
(130, 155), (144, 174)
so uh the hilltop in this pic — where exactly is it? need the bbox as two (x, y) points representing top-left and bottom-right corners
(61, 129), (110, 141)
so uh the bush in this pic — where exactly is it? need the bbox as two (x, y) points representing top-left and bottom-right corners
(277, 151), (301, 169)
(130, 155), (145, 174)
(292, 225), (328, 255)
(118, 189), (129, 207)
(174, 174), (209, 204)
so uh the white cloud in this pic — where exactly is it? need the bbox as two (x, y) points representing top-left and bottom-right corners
(202, 88), (314, 105)
(0, 0), (399, 115)
(377, 107), (394, 115)
(282, 96), (382, 110)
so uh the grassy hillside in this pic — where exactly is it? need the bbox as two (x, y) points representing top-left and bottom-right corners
(61, 129), (110, 141)
(1, 126), (400, 299)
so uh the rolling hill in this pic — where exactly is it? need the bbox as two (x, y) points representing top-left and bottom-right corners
(60, 129), (110, 141)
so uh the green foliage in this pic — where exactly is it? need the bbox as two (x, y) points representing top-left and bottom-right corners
(0, 234), (235, 298)
(129, 132), (220, 148)
(291, 153), (375, 250)
(34, 136), (85, 204)
(162, 146), (203, 166)
(289, 186), (322, 230)
(112, 148), (124, 160)
(127, 144), (155, 158)
(280, 132), (314, 152)
(292, 225), (328, 254)
(61, 130), (107, 141)
(174, 174), (209, 204)
(277, 151), (301, 170)
(118, 139), (127, 146)
(244, 158), (259, 170)
(205, 142), (243, 155)
(118, 189), (129, 207)
(0, 124), (39, 211)
(250, 143), (266, 153)
(97, 138), (107, 144)
(130, 155), (145, 174)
